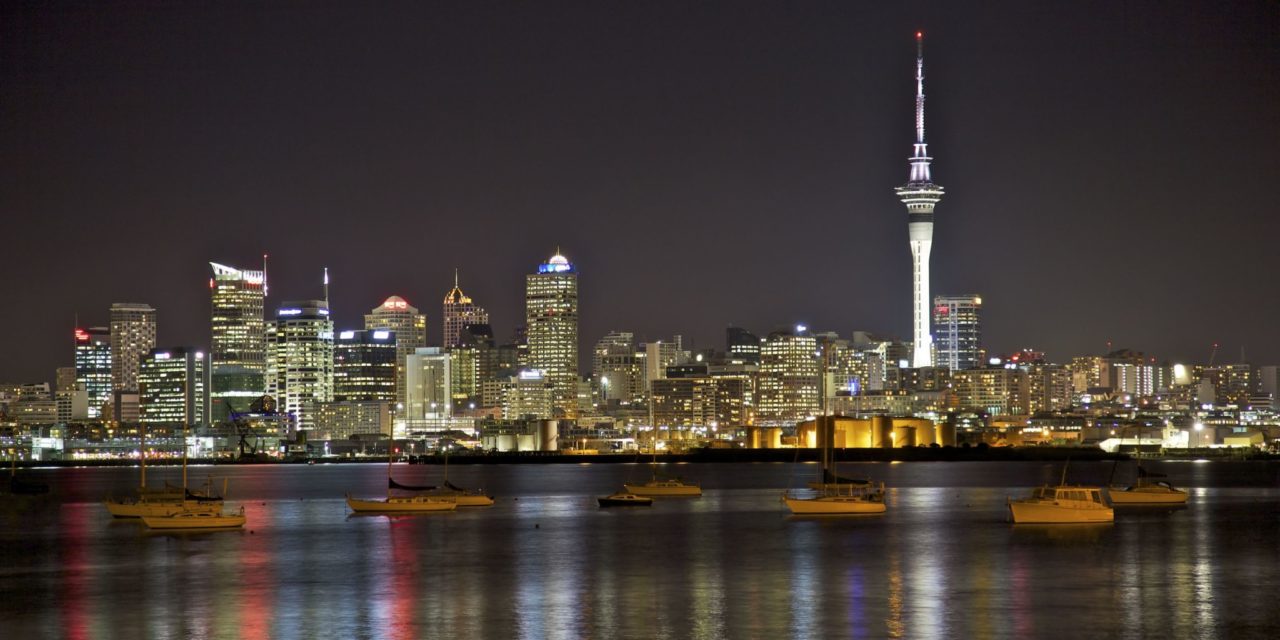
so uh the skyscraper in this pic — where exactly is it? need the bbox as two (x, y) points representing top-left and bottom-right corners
(894, 32), (944, 369)
(526, 250), (579, 418)
(757, 327), (820, 426)
(138, 347), (210, 428)
(442, 270), (489, 348)
(334, 329), (397, 402)
(267, 300), (334, 432)
(109, 303), (157, 392)
(209, 261), (267, 421)
(933, 295), (983, 371)
(404, 347), (452, 422)
(74, 326), (112, 418)
(364, 295), (427, 412)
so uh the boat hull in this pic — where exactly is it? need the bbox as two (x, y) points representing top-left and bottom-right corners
(1009, 501), (1113, 524)
(106, 499), (221, 518)
(784, 496), (886, 515)
(346, 495), (458, 513)
(141, 511), (245, 530)
(598, 494), (653, 507)
(1108, 487), (1188, 505)
(623, 483), (702, 497)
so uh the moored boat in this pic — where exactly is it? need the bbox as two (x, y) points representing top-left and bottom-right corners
(346, 494), (458, 513)
(623, 478), (702, 497)
(142, 506), (246, 530)
(1008, 485), (1113, 524)
(784, 483), (886, 515)
(106, 498), (222, 518)
(598, 492), (653, 507)
(1108, 465), (1188, 505)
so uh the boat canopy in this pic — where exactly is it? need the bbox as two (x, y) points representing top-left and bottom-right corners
(389, 478), (436, 492)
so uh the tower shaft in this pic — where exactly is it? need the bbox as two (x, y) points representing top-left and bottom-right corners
(895, 32), (944, 369)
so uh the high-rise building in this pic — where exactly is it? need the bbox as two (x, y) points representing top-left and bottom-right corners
(525, 250), (579, 418)
(334, 329), (397, 402)
(442, 270), (489, 348)
(209, 262), (267, 422)
(110, 303), (157, 392)
(138, 347), (210, 428)
(894, 33), (944, 369)
(593, 331), (643, 405)
(757, 328), (820, 426)
(933, 295), (983, 371)
(404, 347), (452, 421)
(267, 300), (334, 432)
(726, 327), (761, 364)
(952, 365), (1030, 416)
(643, 337), (689, 397)
(74, 326), (112, 418)
(365, 295), (427, 412)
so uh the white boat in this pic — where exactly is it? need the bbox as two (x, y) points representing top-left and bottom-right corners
(1108, 464), (1188, 505)
(598, 492), (653, 507)
(425, 486), (495, 507)
(346, 494), (458, 513)
(1008, 485), (1114, 524)
(784, 483), (887, 515)
(785, 416), (886, 515)
(623, 478), (702, 497)
(142, 506), (246, 530)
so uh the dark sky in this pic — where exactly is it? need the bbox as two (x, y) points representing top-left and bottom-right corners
(3, 1), (1279, 382)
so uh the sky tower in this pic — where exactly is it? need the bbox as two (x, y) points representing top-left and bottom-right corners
(895, 31), (945, 369)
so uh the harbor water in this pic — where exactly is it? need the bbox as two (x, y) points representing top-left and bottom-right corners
(2, 460), (1278, 639)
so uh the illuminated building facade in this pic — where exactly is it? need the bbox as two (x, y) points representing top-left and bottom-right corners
(525, 250), (578, 418)
(334, 329), (397, 402)
(501, 370), (554, 420)
(74, 326), (113, 418)
(757, 328), (820, 426)
(209, 262), (266, 422)
(726, 326), (761, 364)
(933, 295), (983, 371)
(443, 271), (489, 348)
(364, 295), (427, 412)
(110, 303), (156, 392)
(267, 300), (334, 432)
(894, 33), (945, 369)
(593, 331), (643, 405)
(952, 365), (1030, 416)
(138, 347), (210, 428)
(404, 347), (451, 421)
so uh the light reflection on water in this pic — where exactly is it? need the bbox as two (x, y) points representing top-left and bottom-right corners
(1, 462), (1278, 639)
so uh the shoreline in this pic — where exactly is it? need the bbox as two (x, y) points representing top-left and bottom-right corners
(11, 447), (1276, 468)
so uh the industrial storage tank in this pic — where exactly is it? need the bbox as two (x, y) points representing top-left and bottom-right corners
(871, 416), (894, 448)
(538, 420), (559, 452)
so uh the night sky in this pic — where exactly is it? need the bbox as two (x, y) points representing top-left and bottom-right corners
(3, 1), (1278, 382)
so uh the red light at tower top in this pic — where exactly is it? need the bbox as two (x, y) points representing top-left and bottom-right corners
(916, 31), (922, 38)
(74, 328), (89, 342)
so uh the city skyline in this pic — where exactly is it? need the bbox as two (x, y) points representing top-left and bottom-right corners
(3, 3), (1279, 381)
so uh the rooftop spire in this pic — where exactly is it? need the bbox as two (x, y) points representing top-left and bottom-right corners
(454, 267), (459, 289)
(906, 31), (936, 185)
(915, 31), (925, 145)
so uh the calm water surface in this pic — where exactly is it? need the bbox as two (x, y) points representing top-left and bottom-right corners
(2, 461), (1278, 639)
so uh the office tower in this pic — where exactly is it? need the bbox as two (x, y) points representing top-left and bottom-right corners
(933, 295), (983, 371)
(726, 326), (761, 364)
(334, 329), (397, 402)
(894, 33), (945, 369)
(404, 347), (452, 421)
(952, 365), (1031, 416)
(642, 337), (689, 396)
(442, 270), (489, 348)
(525, 250), (579, 418)
(593, 331), (643, 405)
(757, 328), (820, 426)
(138, 347), (210, 428)
(209, 262), (267, 421)
(364, 295), (427, 412)
(74, 327), (112, 418)
(55, 365), (88, 422)
(267, 300), (334, 432)
(500, 369), (554, 420)
(110, 303), (157, 392)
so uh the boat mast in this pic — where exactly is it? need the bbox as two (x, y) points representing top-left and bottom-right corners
(140, 422), (147, 489)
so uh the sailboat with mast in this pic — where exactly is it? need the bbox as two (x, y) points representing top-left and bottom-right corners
(105, 424), (221, 518)
(421, 446), (494, 507)
(346, 442), (458, 513)
(623, 403), (701, 497)
(784, 417), (886, 515)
